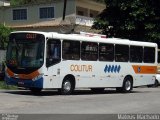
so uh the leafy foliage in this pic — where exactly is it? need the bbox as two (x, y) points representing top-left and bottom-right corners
(0, 24), (12, 49)
(9, 0), (105, 5)
(0, 81), (17, 89)
(93, 0), (160, 42)
(10, 0), (56, 5)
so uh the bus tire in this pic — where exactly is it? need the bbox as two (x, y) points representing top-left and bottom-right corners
(122, 76), (133, 93)
(91, 88), (105, 93)
(60, 77), (75, 95)
(153, 79), (159, 87)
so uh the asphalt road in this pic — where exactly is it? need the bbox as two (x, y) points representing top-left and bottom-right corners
(0, 87), (160, 120)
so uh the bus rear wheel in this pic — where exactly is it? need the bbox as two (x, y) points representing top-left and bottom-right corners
(122, 76), (133, 93)
(59, 78), (75, 95)
(117, 76), (133, 93)
(154, 80), (159, 87)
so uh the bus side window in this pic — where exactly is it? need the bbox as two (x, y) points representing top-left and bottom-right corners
(81, 42), (98, 61)
(144, 47), (155, 63)
(115, 45), (129, 62)
(46, 39), (61, 67)
(130, 46), (143, 63)
(99, 43), (114, 61)
(158, 51), (160, 63)
(62, 40), (80, 60)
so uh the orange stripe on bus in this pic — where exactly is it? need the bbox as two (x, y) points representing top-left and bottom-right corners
(19, 70), (40, 79)
(6, 68), (14, 77)
(132, 65), (157, 74)
(6, 68), (40, 80)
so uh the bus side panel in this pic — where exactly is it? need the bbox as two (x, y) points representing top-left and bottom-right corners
(131, 64), (156, 86)
(59, 61), (132, 88)
(40, 61), (156, 89)
(133, 74), (155, 87)
(42, 63), (62, 89)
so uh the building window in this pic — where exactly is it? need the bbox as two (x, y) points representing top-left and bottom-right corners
(40, 7), (54, 19)
(90, 10), (99, 18)
(13, 9), (27, 20)
(90, 13), (93, 18)
(77, 11), (84, 16)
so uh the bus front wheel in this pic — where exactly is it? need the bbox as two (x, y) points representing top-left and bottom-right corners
(59, 77), (75, 95)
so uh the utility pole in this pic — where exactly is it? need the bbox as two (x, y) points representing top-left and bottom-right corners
(62, 0), (67, 20)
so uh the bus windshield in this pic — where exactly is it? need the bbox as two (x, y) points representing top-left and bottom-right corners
(6, 33), (45, 73)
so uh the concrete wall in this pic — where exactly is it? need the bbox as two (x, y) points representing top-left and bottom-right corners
(0, 0), (105, 32)
(0, 0), (10, 6)
(0, 0), (76, 27)
(76, 0), (105, 12)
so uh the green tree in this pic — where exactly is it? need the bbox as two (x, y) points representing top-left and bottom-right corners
(10, 0), (55, 5)
(10, 0), (105, 6)
(0, 24), (12, 49)
(10, 0), (37, 5)
(10, 0), (24, 6)
(93, 0), (160, 42)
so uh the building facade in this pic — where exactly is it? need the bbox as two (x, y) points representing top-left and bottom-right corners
(0, 0), (105, 33)
(0, 0), (10, 6)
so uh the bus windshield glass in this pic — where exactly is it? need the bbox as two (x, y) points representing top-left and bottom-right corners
(6, 33), (45, 73)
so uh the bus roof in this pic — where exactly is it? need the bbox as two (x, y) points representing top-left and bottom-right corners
(11, 31), (157, 47)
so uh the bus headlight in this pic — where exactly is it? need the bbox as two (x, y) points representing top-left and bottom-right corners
(5, 71), (10, 78)
(32, 73), (44, 81)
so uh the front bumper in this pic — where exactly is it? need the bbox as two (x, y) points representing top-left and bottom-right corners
(5, 76), (43, 88)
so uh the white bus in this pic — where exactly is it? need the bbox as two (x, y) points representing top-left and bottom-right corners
(5, 31), (157, 94)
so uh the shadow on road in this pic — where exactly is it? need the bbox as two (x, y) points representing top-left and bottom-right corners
(1, 88), (151, 96)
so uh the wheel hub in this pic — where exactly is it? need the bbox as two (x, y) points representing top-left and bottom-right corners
(63, 81), (71, 92)
(125, 80), (131, 91)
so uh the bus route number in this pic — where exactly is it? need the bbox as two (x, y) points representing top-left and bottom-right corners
(26, 33), (37, 39)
